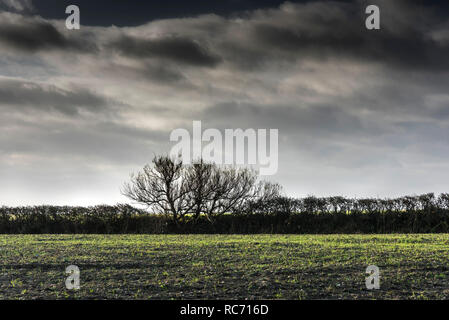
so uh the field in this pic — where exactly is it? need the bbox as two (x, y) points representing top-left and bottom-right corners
(1, 234), (449, 300)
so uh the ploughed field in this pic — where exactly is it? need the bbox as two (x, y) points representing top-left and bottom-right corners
(0, 234), (448, 299)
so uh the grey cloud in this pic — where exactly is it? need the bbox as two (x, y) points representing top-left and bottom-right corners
(199, 101), (382, 141)
(101, 62), (187, 84)
(0, 117), (168, 166)
(0, 79), (112, 116)
(0, 15), (97, 53)
(108, 35), (222, 67)
(342, 72), (449, 122)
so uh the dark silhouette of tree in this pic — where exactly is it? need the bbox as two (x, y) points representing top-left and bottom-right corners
(122, 155), (281, 223)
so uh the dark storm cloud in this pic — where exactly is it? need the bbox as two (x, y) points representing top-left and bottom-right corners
(239, 1), (449, 71)
(0, 16), (97, 53)
(4, 1), (446, 74)
(1, 0), (449, 205)
(0, 79), (111, 115)
(108, 35), (221, 67)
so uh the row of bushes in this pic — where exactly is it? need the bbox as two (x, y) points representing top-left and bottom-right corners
(1, 193), (449, 234)
(0, 205), (166, 234)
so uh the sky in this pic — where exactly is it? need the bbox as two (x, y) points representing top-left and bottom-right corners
(0, 0), (449, 206)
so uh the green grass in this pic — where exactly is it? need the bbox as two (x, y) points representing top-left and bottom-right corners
(1, 234), (449, 299)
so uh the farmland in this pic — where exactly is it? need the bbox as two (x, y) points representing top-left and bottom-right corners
(0, 234), (449, 299)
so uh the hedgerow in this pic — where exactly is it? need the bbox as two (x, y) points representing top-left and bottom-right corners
(1, 193), (449, 234)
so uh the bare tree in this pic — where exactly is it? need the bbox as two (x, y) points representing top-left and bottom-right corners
(122, 155), (190, 223)
(122, 155), (281, 223)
